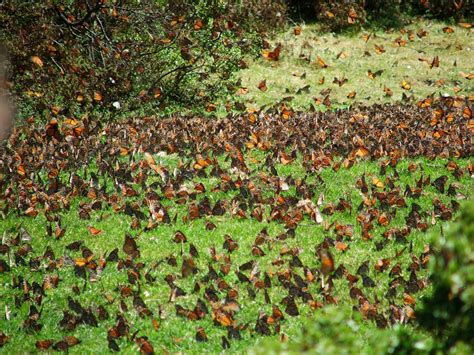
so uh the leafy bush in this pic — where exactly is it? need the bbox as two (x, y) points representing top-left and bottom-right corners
(0, 0), (270, 121)
(291, 0), (471, 32)
(310, 0), (408, 32)
(226, 0), (287, 33)
(365, 0), (405, 22)
(417, 200), (474, 351)
(411, 0), (473, 19)
(254, 306), (432, 354)
(313, 0), (367, 32)
(306, 0), (400, 32)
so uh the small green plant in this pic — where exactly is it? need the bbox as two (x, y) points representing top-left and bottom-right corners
(254, 305), (433, 354)
(417, 200), (474, 351)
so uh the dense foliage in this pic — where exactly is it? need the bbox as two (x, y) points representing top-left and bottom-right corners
(287, 0), (472, 32)
(417, 200), (474, 351)
(255, 306), (431, 354)
(0, 0), (275, 121)
(0, 0), (470, 121)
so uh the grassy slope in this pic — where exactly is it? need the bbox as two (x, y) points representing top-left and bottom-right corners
(237, 20), (473, 112)
(0, 154), (471, 353)
(0, 19), (473, 354)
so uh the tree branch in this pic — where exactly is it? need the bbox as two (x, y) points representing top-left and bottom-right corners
(55, 1), (103, 27)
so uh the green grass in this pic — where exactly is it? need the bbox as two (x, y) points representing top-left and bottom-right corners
(236, 19), (473, 112)
(0, 153), (472, 353)
(1, 17), (473, 354)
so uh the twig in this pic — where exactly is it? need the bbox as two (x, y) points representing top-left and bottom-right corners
(50, 57), (64, 75)
(95, 15), (112, 44)
(55, 1), (102, 27)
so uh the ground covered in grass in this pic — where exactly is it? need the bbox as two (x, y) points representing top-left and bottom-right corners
(236, 20), (473, 113)
(0, 93), (472, 353)
(0, 16), (473, 354)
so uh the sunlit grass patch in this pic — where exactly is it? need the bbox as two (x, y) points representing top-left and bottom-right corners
(237, 20), (473, 111)
(0, 154), (471, 353)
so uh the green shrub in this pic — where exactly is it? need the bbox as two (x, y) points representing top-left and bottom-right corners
(417, 200), (474, 351)
(226, 0), (287, 33)
(290, 0), (471, 32)
(303, 0), (400, 32)
(0, 0), (269, 121)
(254, 306), (433, 354)
(313, 0), (367, 32)
(411, 0), (473, 19)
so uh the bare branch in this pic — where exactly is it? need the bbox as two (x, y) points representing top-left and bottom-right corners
(55, 1), (103, 27)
